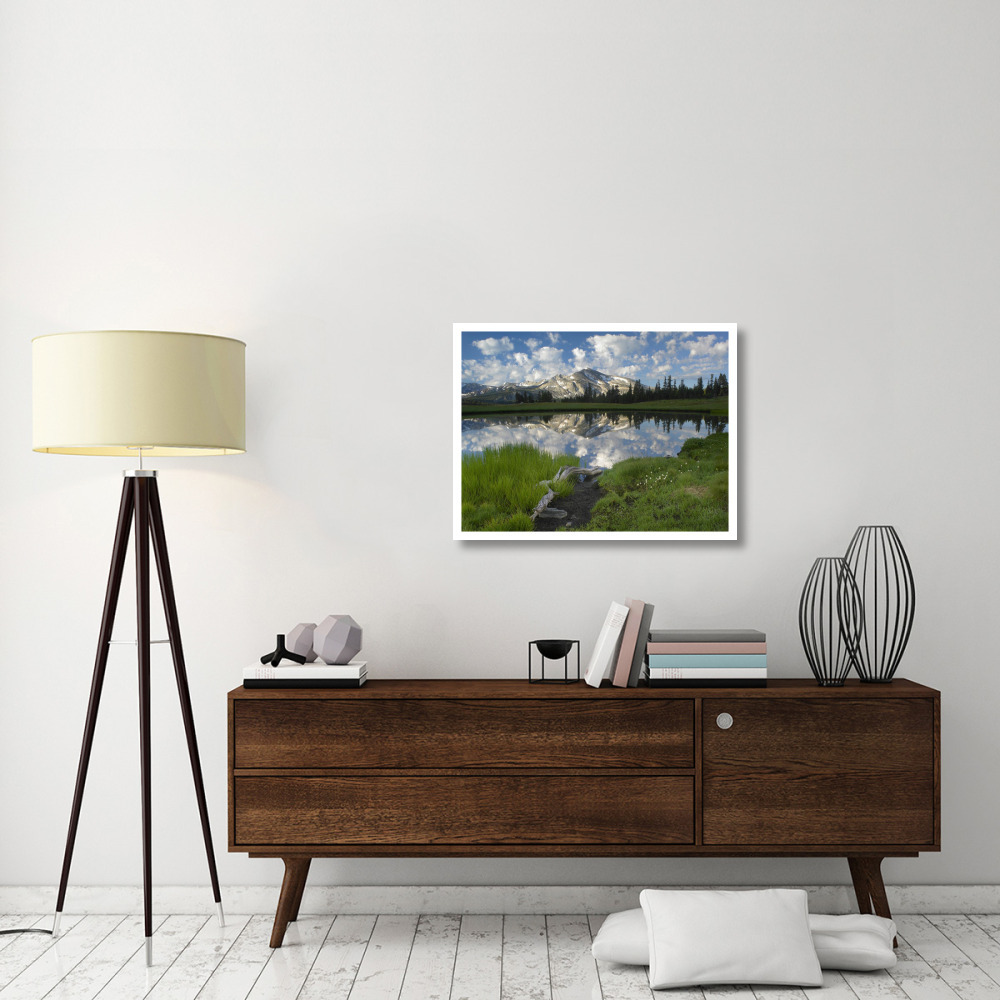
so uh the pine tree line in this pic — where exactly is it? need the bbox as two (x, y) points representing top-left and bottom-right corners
(583, 372), (729, 404)
(506, 372), (728, 405)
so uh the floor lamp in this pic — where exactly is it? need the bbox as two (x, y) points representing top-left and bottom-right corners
(32, 330), (245, 966)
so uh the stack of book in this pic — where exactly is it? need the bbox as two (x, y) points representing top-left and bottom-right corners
(243, 661), (368, 689)
(584, 599), (655, 688)
(646, 629), (766, 687)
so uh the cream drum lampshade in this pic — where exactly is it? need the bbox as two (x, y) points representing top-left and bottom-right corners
(32, 330), (245, 456)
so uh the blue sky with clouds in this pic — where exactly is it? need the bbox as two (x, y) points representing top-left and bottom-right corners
(460, 329), (730, 388)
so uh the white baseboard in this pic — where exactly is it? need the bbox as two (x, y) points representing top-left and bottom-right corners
(2, 884), (999, 915)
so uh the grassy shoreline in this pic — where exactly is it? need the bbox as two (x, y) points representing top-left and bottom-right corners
(461, 444), (579, 532)
(461, 433), (728, 533)
(577, 432), (728, 532)
(462, 398), (728, 418)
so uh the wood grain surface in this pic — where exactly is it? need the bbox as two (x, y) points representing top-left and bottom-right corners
(233, 696), (694, 769)
(702, 696), (936, 846)
(233, 773), (695, 846)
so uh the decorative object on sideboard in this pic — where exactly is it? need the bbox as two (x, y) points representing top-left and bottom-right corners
(260, 634), (308, 667)
(583, 600), (630, 687)
(244, 659), (367, 689)
(843, 525), (916, 683)
(612, 600), (655, 687)
(33, 330), (244, 965)
(286, 622), (318, 662)
(647, 627), (767, 688)
(798, 557), (863, 687)
(314, 614), (363, 664)
(528, 639), (580, 683)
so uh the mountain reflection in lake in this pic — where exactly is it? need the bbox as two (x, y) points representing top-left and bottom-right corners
(461, 410), (728, 468)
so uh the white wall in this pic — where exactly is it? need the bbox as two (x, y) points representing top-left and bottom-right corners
(1, 0), (998, 894)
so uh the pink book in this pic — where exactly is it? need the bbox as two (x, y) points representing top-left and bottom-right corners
(612, 600), (647, 687)
(646, 641), (767, 655)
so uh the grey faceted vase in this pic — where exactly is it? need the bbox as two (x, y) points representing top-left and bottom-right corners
(314, 614), (363, 664)
(286, 623), (318, 662)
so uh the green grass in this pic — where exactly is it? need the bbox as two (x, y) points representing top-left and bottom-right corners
(576, 432), (729, 533)
(462, 397), (729, 418)
(461, 443), (579, 532)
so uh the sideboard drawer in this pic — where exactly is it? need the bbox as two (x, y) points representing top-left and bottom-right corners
(233, 773), (694, 846)
(702, 697), (936, 846)
(233, 698), (694, 769)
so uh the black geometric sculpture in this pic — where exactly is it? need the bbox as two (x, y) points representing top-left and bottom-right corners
(260, 634), (307, 667)
(798, 557), (864, 686)
(843, 525), (916, 683)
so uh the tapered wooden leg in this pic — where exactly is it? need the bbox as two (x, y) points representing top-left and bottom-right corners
(848, 856), (897, 946)
(288, 858), (311, 922)
(848, 856), (874, 914)
(55, 479), (135, 930)
(270, 858), (312, 948)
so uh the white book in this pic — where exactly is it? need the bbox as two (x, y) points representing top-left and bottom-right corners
(583, 601), (630, 688)
(648, 666), (767, 680)
(244, 660), (367, 681)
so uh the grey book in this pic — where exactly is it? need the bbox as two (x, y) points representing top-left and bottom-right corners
(648, 628), (766, 644)
(627, 603), (656, 687)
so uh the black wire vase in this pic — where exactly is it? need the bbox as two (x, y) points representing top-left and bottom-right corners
(798, 557), (864, 686)
(843, 525), (916, 682)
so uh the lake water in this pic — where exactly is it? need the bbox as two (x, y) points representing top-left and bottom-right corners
(461, 410), (727, 469)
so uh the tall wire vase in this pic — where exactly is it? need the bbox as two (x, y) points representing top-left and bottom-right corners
(798, 557), (864, 686)
(843, 525), (916, 682)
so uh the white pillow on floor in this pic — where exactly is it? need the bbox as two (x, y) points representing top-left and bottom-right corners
(591, 908), (650, 965)
(592, 905), (897, 972)
(810, 913), (897, 971)
(640, 888), (822, 989)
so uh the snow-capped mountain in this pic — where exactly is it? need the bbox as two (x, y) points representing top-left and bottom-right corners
(462, 368), (638, 403)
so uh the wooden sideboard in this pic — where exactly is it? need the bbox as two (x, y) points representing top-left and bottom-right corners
(228, 678), (940, 947)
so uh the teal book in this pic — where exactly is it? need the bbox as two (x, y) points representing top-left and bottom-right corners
(647, 653), (767, 671)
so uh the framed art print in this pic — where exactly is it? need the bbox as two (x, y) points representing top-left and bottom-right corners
(454, 323), (737, 541)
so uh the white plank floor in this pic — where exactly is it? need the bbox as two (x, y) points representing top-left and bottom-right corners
(1, 912), (999, 1000)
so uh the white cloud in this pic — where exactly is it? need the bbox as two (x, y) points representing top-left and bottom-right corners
(535, 345), (563, 366)
(687, 334), (727, 358)
(588, 333), (638, 365)
(474, 336), (514, 356)
(462, 357), (510, 385)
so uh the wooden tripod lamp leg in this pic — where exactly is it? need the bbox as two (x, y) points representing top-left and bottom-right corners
(54, 479), (135, 937)
(134, 475), (154, 966)
(147, 478), (225, 928)
(54, 471), (224, 964)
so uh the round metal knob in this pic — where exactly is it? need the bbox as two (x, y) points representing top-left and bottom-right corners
(716, 712), (734, 730)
